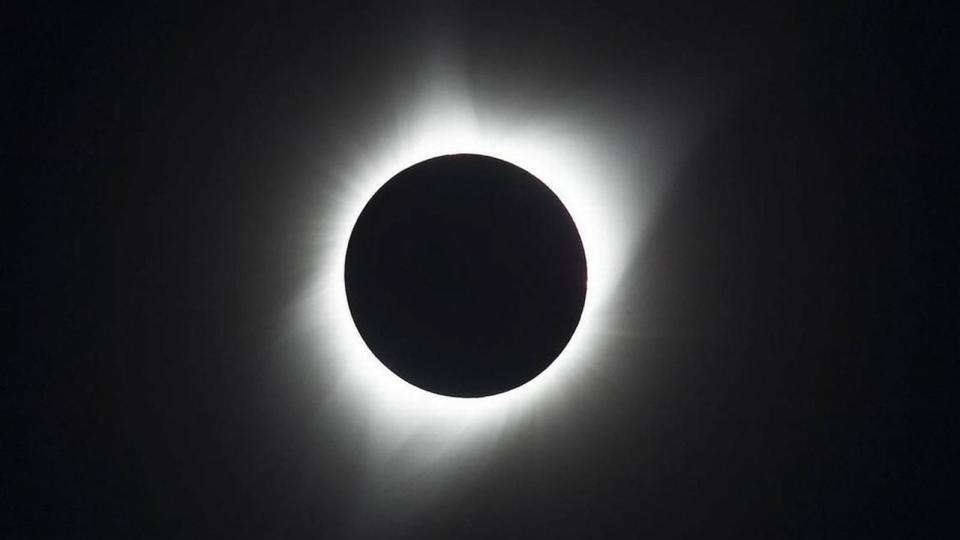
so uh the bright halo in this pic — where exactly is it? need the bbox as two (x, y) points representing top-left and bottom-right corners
(292, 61), (675, 478)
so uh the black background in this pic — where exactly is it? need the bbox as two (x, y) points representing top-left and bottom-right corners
(5, 1), (956, 537)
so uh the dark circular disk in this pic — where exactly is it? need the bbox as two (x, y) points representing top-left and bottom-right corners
(344, 154), (587, 397)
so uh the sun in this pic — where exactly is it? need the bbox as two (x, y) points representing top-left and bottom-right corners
(291, 65), (665, 475)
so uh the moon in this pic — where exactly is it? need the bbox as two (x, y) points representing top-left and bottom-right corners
(344, 154), (587, 397)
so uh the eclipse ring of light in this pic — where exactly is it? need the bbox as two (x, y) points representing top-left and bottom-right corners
(299, 79), (650, 451)
(344, 154), (587, 398)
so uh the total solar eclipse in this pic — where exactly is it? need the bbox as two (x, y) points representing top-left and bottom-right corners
(345, 154), (587, 397)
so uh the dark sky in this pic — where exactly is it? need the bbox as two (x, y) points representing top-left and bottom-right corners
(5, 1), (956, 538)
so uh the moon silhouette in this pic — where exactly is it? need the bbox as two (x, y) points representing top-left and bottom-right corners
(345, 154), (587, 397)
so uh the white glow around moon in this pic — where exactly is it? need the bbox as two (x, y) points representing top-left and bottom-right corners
(290, 48), (702, 496)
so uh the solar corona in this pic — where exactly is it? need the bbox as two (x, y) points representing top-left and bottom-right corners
(297, 73), (659, 472)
